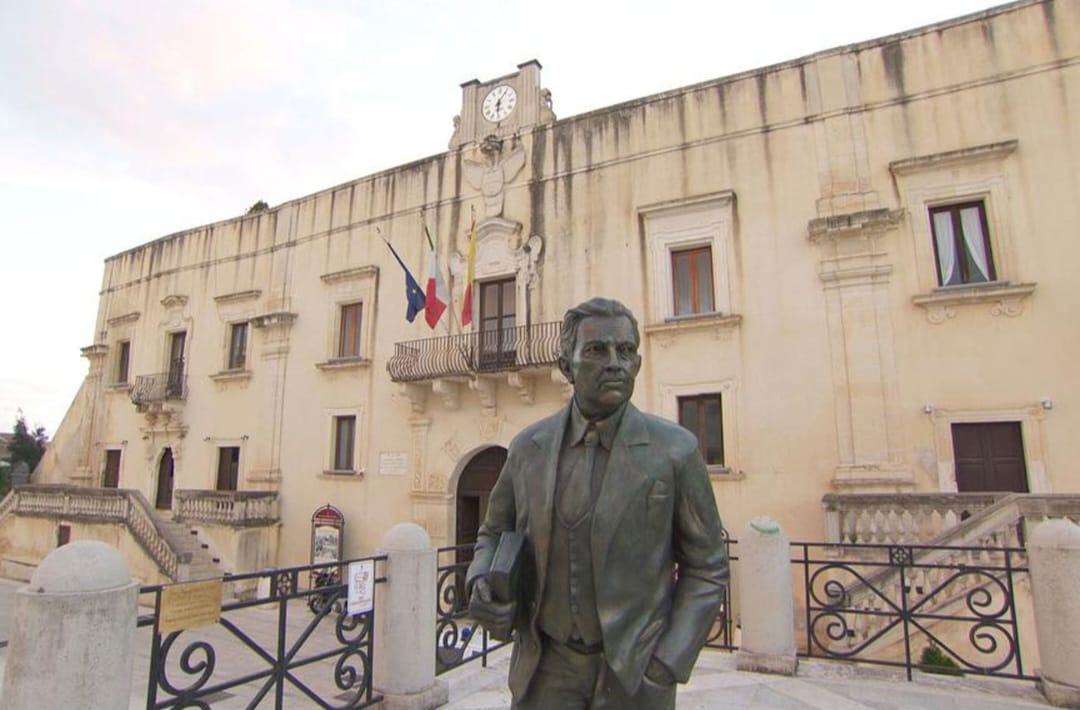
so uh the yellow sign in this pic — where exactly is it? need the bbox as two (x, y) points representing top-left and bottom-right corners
(159, 579), (223, 633)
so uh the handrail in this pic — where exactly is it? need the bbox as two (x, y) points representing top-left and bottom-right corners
(3, 485), (190, 579)
(388, 321), (561, 382)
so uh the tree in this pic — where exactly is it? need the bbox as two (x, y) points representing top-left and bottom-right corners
(246, 200), (269, 215)
(8, 410), (47, 473)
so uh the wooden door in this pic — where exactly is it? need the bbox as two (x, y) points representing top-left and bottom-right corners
(156, 448), (175, 509)
(952, 422), (1028, 492)
(454, 447), (507, 607)
(102, 449), (121, 488)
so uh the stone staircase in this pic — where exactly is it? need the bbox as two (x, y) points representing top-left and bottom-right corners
(154, 513), (224, 581)
(812, 493), (1080, 663)
(0, 485), (225, 583)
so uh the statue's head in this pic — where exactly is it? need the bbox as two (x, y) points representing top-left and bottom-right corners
(558, 298), (642, 420)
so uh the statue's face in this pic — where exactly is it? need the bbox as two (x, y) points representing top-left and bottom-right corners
(563, 315), (641, 420)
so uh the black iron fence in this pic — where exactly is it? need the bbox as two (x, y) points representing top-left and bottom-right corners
(792, 541), (1032, 681)
(138, 557), (386, 709)
(132, 370), (188, 406)
(435, 543), (509, 675)
(704, 534), (739, 651)
(388, 321), (561, 382)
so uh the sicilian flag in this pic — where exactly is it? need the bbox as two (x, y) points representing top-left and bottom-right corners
(382, 237), (426, 323)
(423, 224), (448, 329)
(461, 212), (477, 327)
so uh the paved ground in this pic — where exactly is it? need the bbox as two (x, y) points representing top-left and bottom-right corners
(0, 577), (1059, 709)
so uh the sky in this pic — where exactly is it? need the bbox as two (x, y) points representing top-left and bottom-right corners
(0, 0), (1000, 435)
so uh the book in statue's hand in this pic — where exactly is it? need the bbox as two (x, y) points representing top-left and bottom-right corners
(488, 530), (525, 604)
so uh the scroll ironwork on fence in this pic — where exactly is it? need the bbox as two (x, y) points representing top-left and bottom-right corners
(138, 556), (386, 710)
(792, 540), (1031, 681)
(435, 543), (509, 675)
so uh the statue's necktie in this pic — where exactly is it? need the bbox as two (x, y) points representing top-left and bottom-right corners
(560, 425), (598, 523)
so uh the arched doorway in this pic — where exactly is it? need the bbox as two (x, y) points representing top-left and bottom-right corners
(156, 448), (175, 509)
(455, 446), (507, 549)
(452, 446), (506, 612)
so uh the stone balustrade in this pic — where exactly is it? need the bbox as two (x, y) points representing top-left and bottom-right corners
(822, 492), (1010, 545)
(173, 489), (279, 527)
(0, 484), (190, 579)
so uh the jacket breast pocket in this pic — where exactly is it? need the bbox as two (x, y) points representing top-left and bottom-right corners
(646, 480), (670, 528)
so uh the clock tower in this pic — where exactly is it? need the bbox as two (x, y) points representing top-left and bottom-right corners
(449, 60), (556, 149)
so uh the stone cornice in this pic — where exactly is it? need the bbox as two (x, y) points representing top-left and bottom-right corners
(808, 208), (904, 242)
(213, 289), (262, 304)
(321, 265), (378, 284)
(106, 311), (141, 327)
(889, 140), (1018, 176)
(251, 311), (298, 329)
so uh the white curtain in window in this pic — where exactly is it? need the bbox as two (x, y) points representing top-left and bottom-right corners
(959, 207), (992, 282)
(932, 211), (958, 285)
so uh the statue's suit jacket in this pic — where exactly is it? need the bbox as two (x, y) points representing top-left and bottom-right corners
(467, 403), (729, 697)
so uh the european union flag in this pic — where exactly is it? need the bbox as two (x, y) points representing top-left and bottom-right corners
(383, 240), (427, 322)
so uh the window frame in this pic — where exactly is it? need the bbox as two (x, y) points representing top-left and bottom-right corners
(115, 340), (131, 384)
(671, 245), (716, 317)
(330, 414), (358, 473)
(337, 302), (363, 359)
(640, 192), (736, 324)
(227, 321), (249, 371)
(677, 393), (725, 467)
(928, 201), (996, 287)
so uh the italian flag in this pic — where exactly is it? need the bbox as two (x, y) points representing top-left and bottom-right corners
(461, 213), (477, 327)
(423, 224), (448, 329)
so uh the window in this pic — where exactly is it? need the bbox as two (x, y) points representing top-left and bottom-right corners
(678, 394), (724, 466)
(167, 331), (186, 399)
(116, 341), (131, 384)
(332, 415), (357, 471)
(641, 192), (735, 323)
(478, 278), (516, 369)
(672, 246), (715, 316)
(338, 303), (363, 358)
(930, 202), (996, 286)
(227, 322), (248, 370)
(103, 449), (121, 488)
(216, 446), (240, 491)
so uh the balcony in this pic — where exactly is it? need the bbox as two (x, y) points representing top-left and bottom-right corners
(131, 370), (187, 409)
(173, 490), (280, 527)
(388, 321), (561, 383)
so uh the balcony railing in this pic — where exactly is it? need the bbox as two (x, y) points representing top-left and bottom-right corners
(388, 321), (561, 382)
(131, 370), (187, 407)
(173, 489), (280, 527)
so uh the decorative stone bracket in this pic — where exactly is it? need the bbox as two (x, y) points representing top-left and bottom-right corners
(912, 282), (1037, 324)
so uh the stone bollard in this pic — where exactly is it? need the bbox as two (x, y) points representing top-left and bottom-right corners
(735, 516), (798, 675)
(374, 523), (449, 710)
(0, 540), (138, 710)
(1028, 518), (1080, 708)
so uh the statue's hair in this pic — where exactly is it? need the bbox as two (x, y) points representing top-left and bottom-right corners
(559, 297), (640, 362)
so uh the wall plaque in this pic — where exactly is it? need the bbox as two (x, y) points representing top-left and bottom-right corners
(379, 452), (408, 476)
(159, 579), (223, 633)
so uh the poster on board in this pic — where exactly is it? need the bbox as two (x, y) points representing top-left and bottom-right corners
(347, 559), (374, 615)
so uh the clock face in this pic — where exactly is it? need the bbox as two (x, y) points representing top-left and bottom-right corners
(482, 85), (517, 123)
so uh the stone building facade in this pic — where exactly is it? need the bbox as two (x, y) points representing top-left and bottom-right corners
(6, 0), (1078, 581)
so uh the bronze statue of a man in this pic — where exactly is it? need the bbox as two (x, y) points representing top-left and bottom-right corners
(468, 297), (729, 709)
